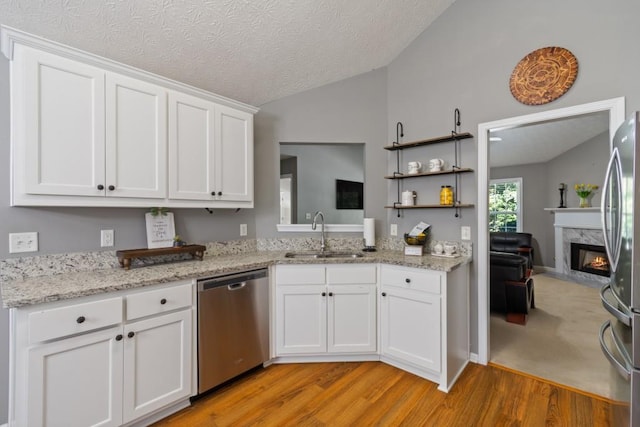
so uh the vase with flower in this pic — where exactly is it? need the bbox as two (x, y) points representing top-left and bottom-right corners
(574, 183), (599, 208)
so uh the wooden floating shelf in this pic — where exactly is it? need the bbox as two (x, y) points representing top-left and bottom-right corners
(385, 168), (474, 179)
(385, 204), (474, 209)
(116, 244), (206, 270)
(384, 132), (474, 151)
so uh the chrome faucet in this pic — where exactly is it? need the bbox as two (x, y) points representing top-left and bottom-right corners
(312, 211), (326, 252)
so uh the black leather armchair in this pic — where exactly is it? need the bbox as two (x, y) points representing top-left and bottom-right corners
(489, 232), (535, 324)
(490, 232), (534, 270)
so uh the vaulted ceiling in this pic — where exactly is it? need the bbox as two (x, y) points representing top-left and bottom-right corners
(0, 0), (456, 106)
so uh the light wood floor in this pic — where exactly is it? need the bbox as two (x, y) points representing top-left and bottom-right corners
(153, 362), (628, 426)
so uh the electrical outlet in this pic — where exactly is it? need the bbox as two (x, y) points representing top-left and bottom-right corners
(461, 226), (471, 241)
(305, 213), (312, 220)
(240, 224), (248, 236)
(9, 232), (38, 253)
(101, 229), (114, 247)
(390, 224), (398, 236)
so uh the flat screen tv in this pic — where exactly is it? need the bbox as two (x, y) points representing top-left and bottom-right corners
(336, 179), (363, 209)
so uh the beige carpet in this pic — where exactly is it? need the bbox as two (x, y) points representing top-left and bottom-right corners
(490, 273), (630, 402)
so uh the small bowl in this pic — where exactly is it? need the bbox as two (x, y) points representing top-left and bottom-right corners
(404, 233), (427, 246)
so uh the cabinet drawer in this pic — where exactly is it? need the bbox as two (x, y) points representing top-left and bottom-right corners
(380, 265), (441, 294)
(28, 296), (123, 343)
(126, 282), (192, 321)
(276, 265), (325, 285)
(326, 265), (377, 284)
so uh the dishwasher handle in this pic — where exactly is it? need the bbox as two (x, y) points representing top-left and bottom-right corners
(228, 282), (247, 291)
(198, 269), (268, 291)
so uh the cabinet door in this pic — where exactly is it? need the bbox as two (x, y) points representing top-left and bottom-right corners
(215, 104), (253, 202)
(105, 73), (167, 199)
(327, 284), (377, 353)
(122, 309), (191, 424)
(168, 91), (217, 201)
(26, 326), (123, 427)
(380, 286), (441, 372)
(275, 285), (327, 355)
(15, 44), (106, 197)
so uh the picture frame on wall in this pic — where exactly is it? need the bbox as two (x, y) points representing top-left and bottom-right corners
(145, 212), (176, 248)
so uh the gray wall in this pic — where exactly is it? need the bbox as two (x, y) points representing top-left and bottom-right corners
(280, 143), (364, 224)
(386, 0), (640, 354)
(254, 68), (388, 239)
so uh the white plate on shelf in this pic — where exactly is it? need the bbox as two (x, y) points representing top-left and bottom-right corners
(431, 252), (460, 258)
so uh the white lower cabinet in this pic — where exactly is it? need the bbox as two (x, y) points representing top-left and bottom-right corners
(10, 281), (193, 427)
(275, 265), (377, 356)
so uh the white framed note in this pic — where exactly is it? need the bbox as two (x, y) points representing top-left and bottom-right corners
(145, 212), (176, 249)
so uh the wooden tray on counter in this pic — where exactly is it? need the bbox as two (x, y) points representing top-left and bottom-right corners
(116, 244), (206, 270)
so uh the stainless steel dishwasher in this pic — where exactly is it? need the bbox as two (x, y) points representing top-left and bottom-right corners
(197, 268), (269, 394)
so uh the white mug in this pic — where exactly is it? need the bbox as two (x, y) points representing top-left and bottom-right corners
(429, 158), (444, 172)
(407, 161), (422, 174)
(433, 243), (444, 254)
(444, 244), (456, 255)
(401, 190), (416, 206)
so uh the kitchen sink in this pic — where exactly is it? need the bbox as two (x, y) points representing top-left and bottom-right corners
(284, 251), (364, 259)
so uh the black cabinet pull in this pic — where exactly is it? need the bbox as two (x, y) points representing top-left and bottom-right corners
(108, 185), (115, 191)
(127, 331), (135, 338)
(160, 298), (167, 305)
(217, 191), (222, 196)
(76, 316), (86, 324)
(211, 191), (216, 196)
(405, 278), (411, 283)
(321, 292), (326, 296)
(328, 292), (333, 297)
(115, 334), (123, 341)
(97, 185), (104, 190)
(381, 292), (387, 297)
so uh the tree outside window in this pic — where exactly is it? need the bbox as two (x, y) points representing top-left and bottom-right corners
(489, 178), (522, 232)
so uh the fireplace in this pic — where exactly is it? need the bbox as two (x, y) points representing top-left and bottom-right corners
(570, 243), (610, 277)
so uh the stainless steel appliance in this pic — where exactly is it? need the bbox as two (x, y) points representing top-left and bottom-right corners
(197, 268), (269, 394)
(600, 112), (640, 426)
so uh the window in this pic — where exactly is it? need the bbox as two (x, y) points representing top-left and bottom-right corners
(489, 178), (522, 232)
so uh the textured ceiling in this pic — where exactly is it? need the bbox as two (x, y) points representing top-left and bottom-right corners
(489, 112), (610, 168)
(0, 0), (455, 106)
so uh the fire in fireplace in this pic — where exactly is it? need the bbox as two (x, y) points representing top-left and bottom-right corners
(570, 242), (611, 277)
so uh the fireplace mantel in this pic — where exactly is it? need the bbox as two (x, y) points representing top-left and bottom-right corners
(544, 207), (601, 229)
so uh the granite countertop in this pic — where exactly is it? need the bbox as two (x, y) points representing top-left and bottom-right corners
(0, 250), (471, 309)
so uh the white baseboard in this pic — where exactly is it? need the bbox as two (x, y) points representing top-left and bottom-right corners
(1, 422), (8, 427)
(469, 352), (480, 364)
(533, 265), (555, 273)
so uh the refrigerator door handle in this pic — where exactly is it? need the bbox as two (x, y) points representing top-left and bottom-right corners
(599, 320), (631, 381)
(600, 283), (632, 326)
(601, 147), (622, 272)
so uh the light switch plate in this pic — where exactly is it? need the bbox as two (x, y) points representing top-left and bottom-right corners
(461, 226), (471, 241)
(9, 232), (38, 253)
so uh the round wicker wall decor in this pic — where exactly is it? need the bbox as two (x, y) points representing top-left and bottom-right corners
(509, 47), (578, 105)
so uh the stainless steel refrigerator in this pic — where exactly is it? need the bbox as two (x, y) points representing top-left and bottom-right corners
(600, 111), (640, 427)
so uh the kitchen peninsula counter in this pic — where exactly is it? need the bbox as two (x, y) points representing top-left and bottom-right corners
(1, 250), (471, 308)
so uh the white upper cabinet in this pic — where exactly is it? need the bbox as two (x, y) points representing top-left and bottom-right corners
(2, 26), (258, 208)
(106, 73), (167, 199)
(15, 44), (106, 197)
(168, 94), (253, 203)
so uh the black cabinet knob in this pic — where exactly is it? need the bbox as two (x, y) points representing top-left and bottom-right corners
(115, 334), (123, 341)
(160, 298), (167, 305)
(217, 191), (222, 196)
(108, 185), (115, 191)
(97, 185), (104, 190)
(381, 292), (387, 297)
(76, 316), (86, 324)
(127, 331), (135, 338)
(405, 278), (411, 283)
(321, 292), (326, 296)
(211, 192), (216, 196)
(328, 292), (333, 297)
